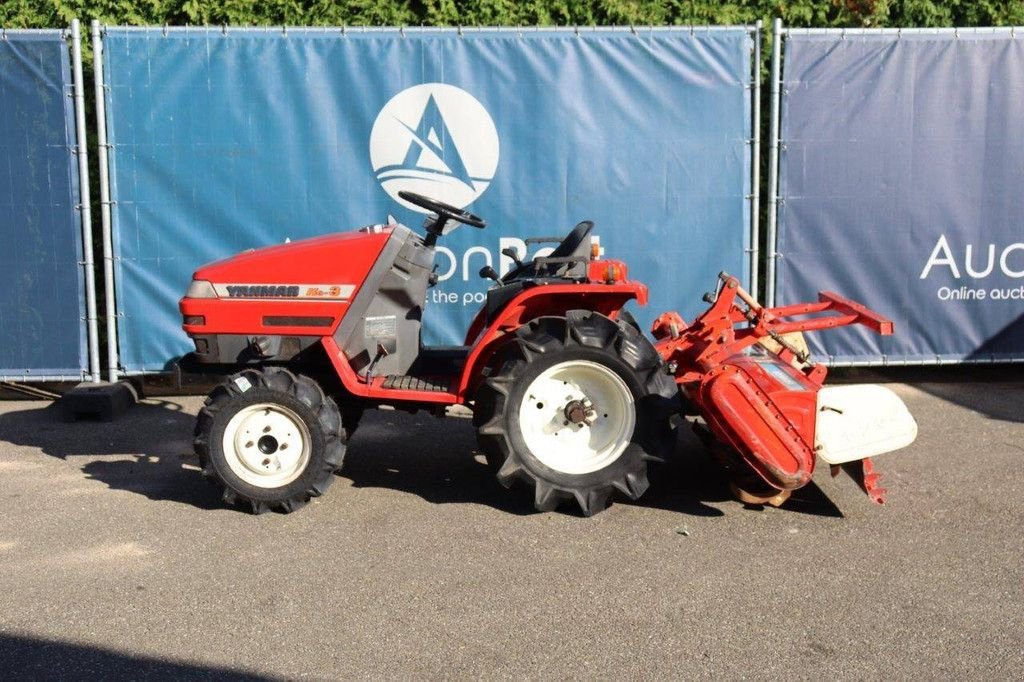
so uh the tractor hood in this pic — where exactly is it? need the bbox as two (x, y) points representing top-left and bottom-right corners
(191, 227), (393, 290)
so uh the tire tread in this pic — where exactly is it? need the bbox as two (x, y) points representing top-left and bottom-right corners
(194, 367), (346, 514)
(474, 311), (677, 516)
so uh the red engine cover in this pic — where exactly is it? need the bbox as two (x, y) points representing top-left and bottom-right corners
(694, 355), (819, 490)
(182, 228), (391, 335)
(194, 229), (390, 285)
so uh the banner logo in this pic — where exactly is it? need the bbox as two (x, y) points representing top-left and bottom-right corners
(370, 83), (500, 213)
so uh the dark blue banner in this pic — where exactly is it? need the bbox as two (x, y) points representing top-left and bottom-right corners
(103, 27), (752, 372)
(776, 31), (1024, 364)
(0, 31), (86, 378)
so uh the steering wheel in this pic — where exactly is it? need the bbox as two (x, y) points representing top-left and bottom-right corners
(397, 191), (486, 229)
(501, 221), (594, 283)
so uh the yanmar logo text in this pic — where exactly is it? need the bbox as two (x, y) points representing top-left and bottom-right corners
(213, 284), (355, 300)
(226, 285), (300, 298)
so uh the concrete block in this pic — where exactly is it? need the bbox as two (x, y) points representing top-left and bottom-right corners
(60, 381), (138, 421)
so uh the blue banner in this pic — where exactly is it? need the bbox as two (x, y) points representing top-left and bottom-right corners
(0, 31), (86, 378)
(777, 31), (1024, 364)
(103, 27), (752, 372)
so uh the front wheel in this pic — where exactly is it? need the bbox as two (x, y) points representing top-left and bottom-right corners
(474, 311), (678, 516)
(194, 367), (346, 513)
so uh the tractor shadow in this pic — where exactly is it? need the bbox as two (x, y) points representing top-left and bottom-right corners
(345, 410), (845, 519)
(0, 399), (843, 518)
(634, 423), (845, 519)
(0, 631), (269, 680)
(341, 410), (537, 516)
(0, 399), (222, 510)
(0, 399), (541, 517)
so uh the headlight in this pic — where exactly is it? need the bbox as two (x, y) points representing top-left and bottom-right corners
(186, 279), (217, 298)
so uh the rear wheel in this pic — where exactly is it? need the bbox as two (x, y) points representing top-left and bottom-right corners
(194, 367), (346, 513)
(474, 311), (678, 516)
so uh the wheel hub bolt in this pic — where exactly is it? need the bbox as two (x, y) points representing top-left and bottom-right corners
(563, 398), (597, 426)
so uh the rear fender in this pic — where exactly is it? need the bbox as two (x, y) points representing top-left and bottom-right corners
(458, 283), (646, 399)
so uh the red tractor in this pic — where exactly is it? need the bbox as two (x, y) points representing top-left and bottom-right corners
(180, 192), (917, 515)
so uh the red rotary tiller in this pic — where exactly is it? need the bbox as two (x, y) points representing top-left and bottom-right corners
(652, 273), (916, 507)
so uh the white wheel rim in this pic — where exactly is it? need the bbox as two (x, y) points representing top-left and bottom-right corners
(517, 360), (635, 475)
(221, 403), (312, 488)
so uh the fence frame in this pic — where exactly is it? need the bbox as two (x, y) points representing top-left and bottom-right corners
(0, 23), (98, 382)
(91, 21), (120, 383)
(96, 23), (761, 377)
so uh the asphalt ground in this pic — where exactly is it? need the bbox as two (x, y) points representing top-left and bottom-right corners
(0, 376), (1022, 679)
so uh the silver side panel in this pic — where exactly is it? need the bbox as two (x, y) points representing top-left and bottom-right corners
(334, 225), (434, 377)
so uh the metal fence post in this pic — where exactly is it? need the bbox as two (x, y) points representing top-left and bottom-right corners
(91, 20), (120, 383)
(765, 18), (783, 307)
(69, 20), (101, 383)
(750, 20), (762, 301)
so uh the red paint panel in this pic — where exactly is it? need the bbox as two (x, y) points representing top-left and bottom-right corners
(695, 358), (818, 490)
(194, 229), (390, 285)
(180, 297), (347, 335)
(181, 229), (391, 336)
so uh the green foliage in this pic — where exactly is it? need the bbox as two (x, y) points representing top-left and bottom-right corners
(2, 1), (1022, 29)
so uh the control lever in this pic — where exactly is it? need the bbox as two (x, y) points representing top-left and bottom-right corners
(365, 342), (389, 381)
(501, 247), (523, 267)
(478, 265), (500, 283)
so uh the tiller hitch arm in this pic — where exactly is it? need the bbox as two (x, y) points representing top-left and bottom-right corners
(652, 272), (893, 383)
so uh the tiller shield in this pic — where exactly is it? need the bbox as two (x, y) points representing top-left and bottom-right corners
(653, 274), (917, 506)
